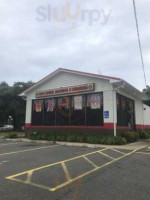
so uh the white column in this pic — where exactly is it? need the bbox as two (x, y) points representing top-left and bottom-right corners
(112, 91), (117, 136)
(25, 97), (32, 124)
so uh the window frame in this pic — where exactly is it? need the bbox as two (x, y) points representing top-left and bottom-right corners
(31, 92), (104, 126)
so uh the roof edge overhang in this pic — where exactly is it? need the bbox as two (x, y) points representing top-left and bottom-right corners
(111, 80), (148, 100)
(19, 68), (121, 97)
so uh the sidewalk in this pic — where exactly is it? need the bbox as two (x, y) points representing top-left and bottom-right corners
(3, 138), (150, 150)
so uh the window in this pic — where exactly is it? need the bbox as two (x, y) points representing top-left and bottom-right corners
(86, 93), (103, 126)
(31, 92), (104, 127)
(32, 100), (44, 125)
(70, 95), (86, 125)
(117, 94), (135, 128)
(44, 98), (56, 125)
(56, 97), (70, 125)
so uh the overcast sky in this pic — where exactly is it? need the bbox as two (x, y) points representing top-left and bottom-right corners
(0, 0), (149, 91)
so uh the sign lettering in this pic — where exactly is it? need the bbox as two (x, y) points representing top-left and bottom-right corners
(36, 83), (95, 98)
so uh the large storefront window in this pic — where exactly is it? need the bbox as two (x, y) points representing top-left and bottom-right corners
(31, 92), (104, 126)
(70, 95), (86, 125)
(56, 97), (70, 125)
(32, 100), (44, 125)
(44, 99), (56, 125)
(86, 93), (103, 126)
(117, 93), (135, 129)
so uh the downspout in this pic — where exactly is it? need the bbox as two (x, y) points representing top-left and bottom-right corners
(142, 103), (144, 130)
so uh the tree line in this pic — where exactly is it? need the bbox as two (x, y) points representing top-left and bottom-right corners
(0, 81), (34, 130)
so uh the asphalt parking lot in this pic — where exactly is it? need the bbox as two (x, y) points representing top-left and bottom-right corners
(0, 140), (150, 200)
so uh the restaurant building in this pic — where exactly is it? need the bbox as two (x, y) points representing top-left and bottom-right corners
(19, 68), (150, 136)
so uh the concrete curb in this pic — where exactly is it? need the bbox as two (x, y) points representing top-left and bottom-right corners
(56, 141), (148, 150)
(3, 138), (150, 150)
(5, 138), (54, 145)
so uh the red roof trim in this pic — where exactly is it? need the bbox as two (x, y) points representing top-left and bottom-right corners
(19, 68), (60, 95)
(19, 68), (121, 95)
(60, 68), (121, 81)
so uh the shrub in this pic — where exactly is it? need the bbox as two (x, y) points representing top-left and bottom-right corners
(113, 136), (127, 145)
(121, 132), (138, 143)
(138, 130), (150, 139)
(29, 133), (38, 140)
(8, 133), (17, 138)
(29, 133), (127, 145)
(66, 135), (78, 142)
(86, 136), (127, 145)
(56, 135), (67, 141)
(86, 136), (98, 144)
(134, 132), (140, 140)
(76, 135), (85, 143)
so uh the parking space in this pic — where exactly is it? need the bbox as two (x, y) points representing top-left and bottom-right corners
(6, 147), (135, 192)
(0, 140), (150, 200)
(136, 146), (150, 155)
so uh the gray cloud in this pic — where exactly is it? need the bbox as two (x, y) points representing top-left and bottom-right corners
(0, 0), (149, 91)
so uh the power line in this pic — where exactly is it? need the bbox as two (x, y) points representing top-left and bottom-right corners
(132, 0), (147, 87)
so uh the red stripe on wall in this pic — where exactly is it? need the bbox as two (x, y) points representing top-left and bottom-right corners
(25, 123), (31, 128)
(136, 124), (150, 129)
(25, 123), (129, 130)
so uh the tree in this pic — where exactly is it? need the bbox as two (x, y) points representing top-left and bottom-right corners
(143, 85), (150, 106)
(0, 82), (12, 126)
(143, 86), (150, 97)
(0, 81), (34, 130)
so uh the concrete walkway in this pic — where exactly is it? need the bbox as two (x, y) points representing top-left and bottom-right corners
(56, 140), (150, 150)
(3, 138), (150, 150)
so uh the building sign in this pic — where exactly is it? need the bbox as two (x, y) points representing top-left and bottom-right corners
(104, 111), (109, 119)
(36, 83), (95, 98)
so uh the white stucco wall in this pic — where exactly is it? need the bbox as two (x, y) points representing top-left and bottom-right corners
(25, 97), (32, 124)
(24, 71), (150, 127)
(135, 99), (144, 125)
(25, 71), (113, 124)
(27, 72), (113, 98)
(143, 104), (150, 126)
(103, 91), (116, 124)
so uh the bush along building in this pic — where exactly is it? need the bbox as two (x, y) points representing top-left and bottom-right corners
(19, 68), (150, 137)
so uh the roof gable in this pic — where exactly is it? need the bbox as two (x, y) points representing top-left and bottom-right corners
(19, 68), (121, 96)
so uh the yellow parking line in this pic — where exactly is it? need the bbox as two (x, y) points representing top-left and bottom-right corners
(0, 144), (61, 157)
(50, 150), (136, 191)
(136, 152), (150, 155)
(61, 162), (72, 181)
(26, 170), (34, 183)
(83, 156), (98, 168)
(6, 148), (108, 179)
(99, 151), (114, 160)
(10, 177), (51, 191)
(110, 148), (126, 155)
(6, 148), (135, 192)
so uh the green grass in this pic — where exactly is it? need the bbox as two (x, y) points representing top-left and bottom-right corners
(0, 132), (25, 139)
